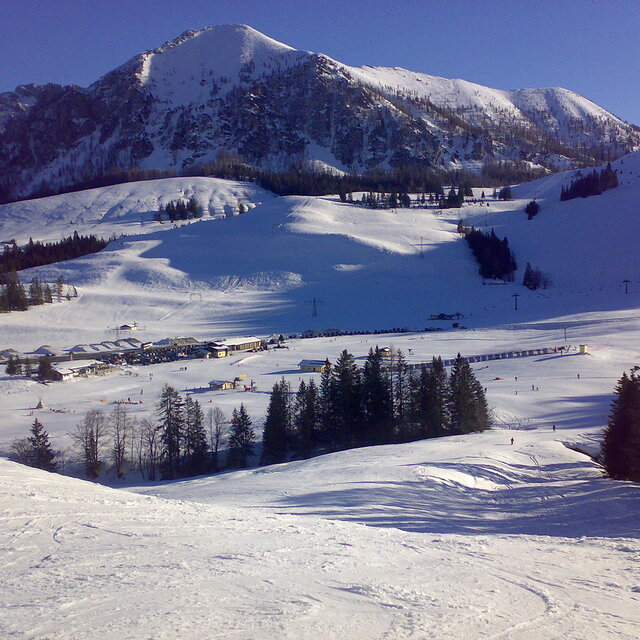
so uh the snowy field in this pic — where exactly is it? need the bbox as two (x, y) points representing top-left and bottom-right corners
(1, 156), (640, 638)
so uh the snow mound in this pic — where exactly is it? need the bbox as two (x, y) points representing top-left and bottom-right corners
(415, 464), (504, 491)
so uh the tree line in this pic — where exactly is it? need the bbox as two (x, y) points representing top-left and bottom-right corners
(10, 387), (254, 481)
(1, 273), (75, 313)
(11, 351), (490, 481)
(0, 231), (110, 273)
(560, 164), (618, 201)
(260, 349), (491, 465)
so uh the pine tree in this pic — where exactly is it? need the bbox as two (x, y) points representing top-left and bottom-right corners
(55, 275), (64, 300)
(157, 385), (185, 479)
(524, 200), (540, 220)
(227, 404), (255, 468)
(361, 347), (394, 445)
(601, 369), (640, 481)
(184, 397), (208, 475)
(261, 379), (290, 465)
(5, 356), (19, 375)
(292, 379), (318, 459)
(26, 418), (57, 472)
(422, 357), (450, 438)
(329, 350), (362, 449)
(37, 355), (54, 380)
(448, 354), (491, 434)
(316, 360), (333, 449)
(29, 276), (43, 305)
(393, 350), (411, 442)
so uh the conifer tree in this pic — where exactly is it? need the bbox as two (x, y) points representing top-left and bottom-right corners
(261, 379), (291, 465)
(329, 350), (362, 449)
(29, 276), (43, 305)
(422, 357), (450, 438)
(37, 355), (54, 380)
(5, 356), (19, 375)
(227, 404), (255, 468)
(361, 347), (394, 445)
(184, 396), (208, 475)
(393, 350), (411, 442)
(316, 360), (333, 449)
(157, 385), (185, 479)
(26, 418), (57, 472)
(601, 369), (640, 481)
(524, 200), (540, 220)
(293, 379), (319, 459)
(448, 354), (491, 434)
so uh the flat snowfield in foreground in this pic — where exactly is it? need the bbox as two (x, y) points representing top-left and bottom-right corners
(2, 426), (639, 640)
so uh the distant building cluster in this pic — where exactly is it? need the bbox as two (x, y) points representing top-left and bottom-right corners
(1, 334), (267, 381)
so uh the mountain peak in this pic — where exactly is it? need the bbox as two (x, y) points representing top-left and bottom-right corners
(133, 24), (304, 103)
(153, 24), (296, 58)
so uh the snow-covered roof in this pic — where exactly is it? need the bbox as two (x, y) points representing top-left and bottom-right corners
(52, 359), (103, 376)
(171, 337), (200, 346)
(215, 336), (262, 347)
(114, 339), (141, 350)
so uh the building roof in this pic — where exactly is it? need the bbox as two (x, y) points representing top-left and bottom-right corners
(209, 379), (233, 386)
(214, 336), (262, 347)
(171, 337), (200, 346)
(298, 359), (328, 367)
(52, 359), (103, 376)
(114, 339), (140, 350)
(33, 345), (56, 355)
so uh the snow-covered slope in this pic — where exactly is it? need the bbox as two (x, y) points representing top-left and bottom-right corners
(1, 152), (640, 353)
(2, 423), (639, 639)
(135, 25), (305, 105)
(0, 176), (264, 243)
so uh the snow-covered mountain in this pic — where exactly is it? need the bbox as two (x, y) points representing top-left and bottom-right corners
(1, 24), (639, 202)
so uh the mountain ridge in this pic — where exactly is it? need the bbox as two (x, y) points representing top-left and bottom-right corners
(0, 24), (638, 203)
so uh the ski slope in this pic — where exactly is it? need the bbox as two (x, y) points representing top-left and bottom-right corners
(1, 423), (639, 639)
(1, 153), (640, 354)
(1, 156), (640, 638)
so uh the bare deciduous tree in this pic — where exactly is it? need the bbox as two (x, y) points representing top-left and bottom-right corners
(110, 404), (131, 478)
(71, 409), (108, 478)
(136, 417), (159, 481)
(208, 407), (226, 472)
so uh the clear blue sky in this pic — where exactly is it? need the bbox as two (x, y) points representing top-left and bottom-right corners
(2, 0), (640, 124)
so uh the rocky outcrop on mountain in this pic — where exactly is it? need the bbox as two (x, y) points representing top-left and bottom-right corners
(1, 24), (638, 203)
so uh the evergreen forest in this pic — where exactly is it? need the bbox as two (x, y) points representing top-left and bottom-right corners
(261, 349), (491, 465)
(0, 232), (110, 273)
(560, 164), (619, 201)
